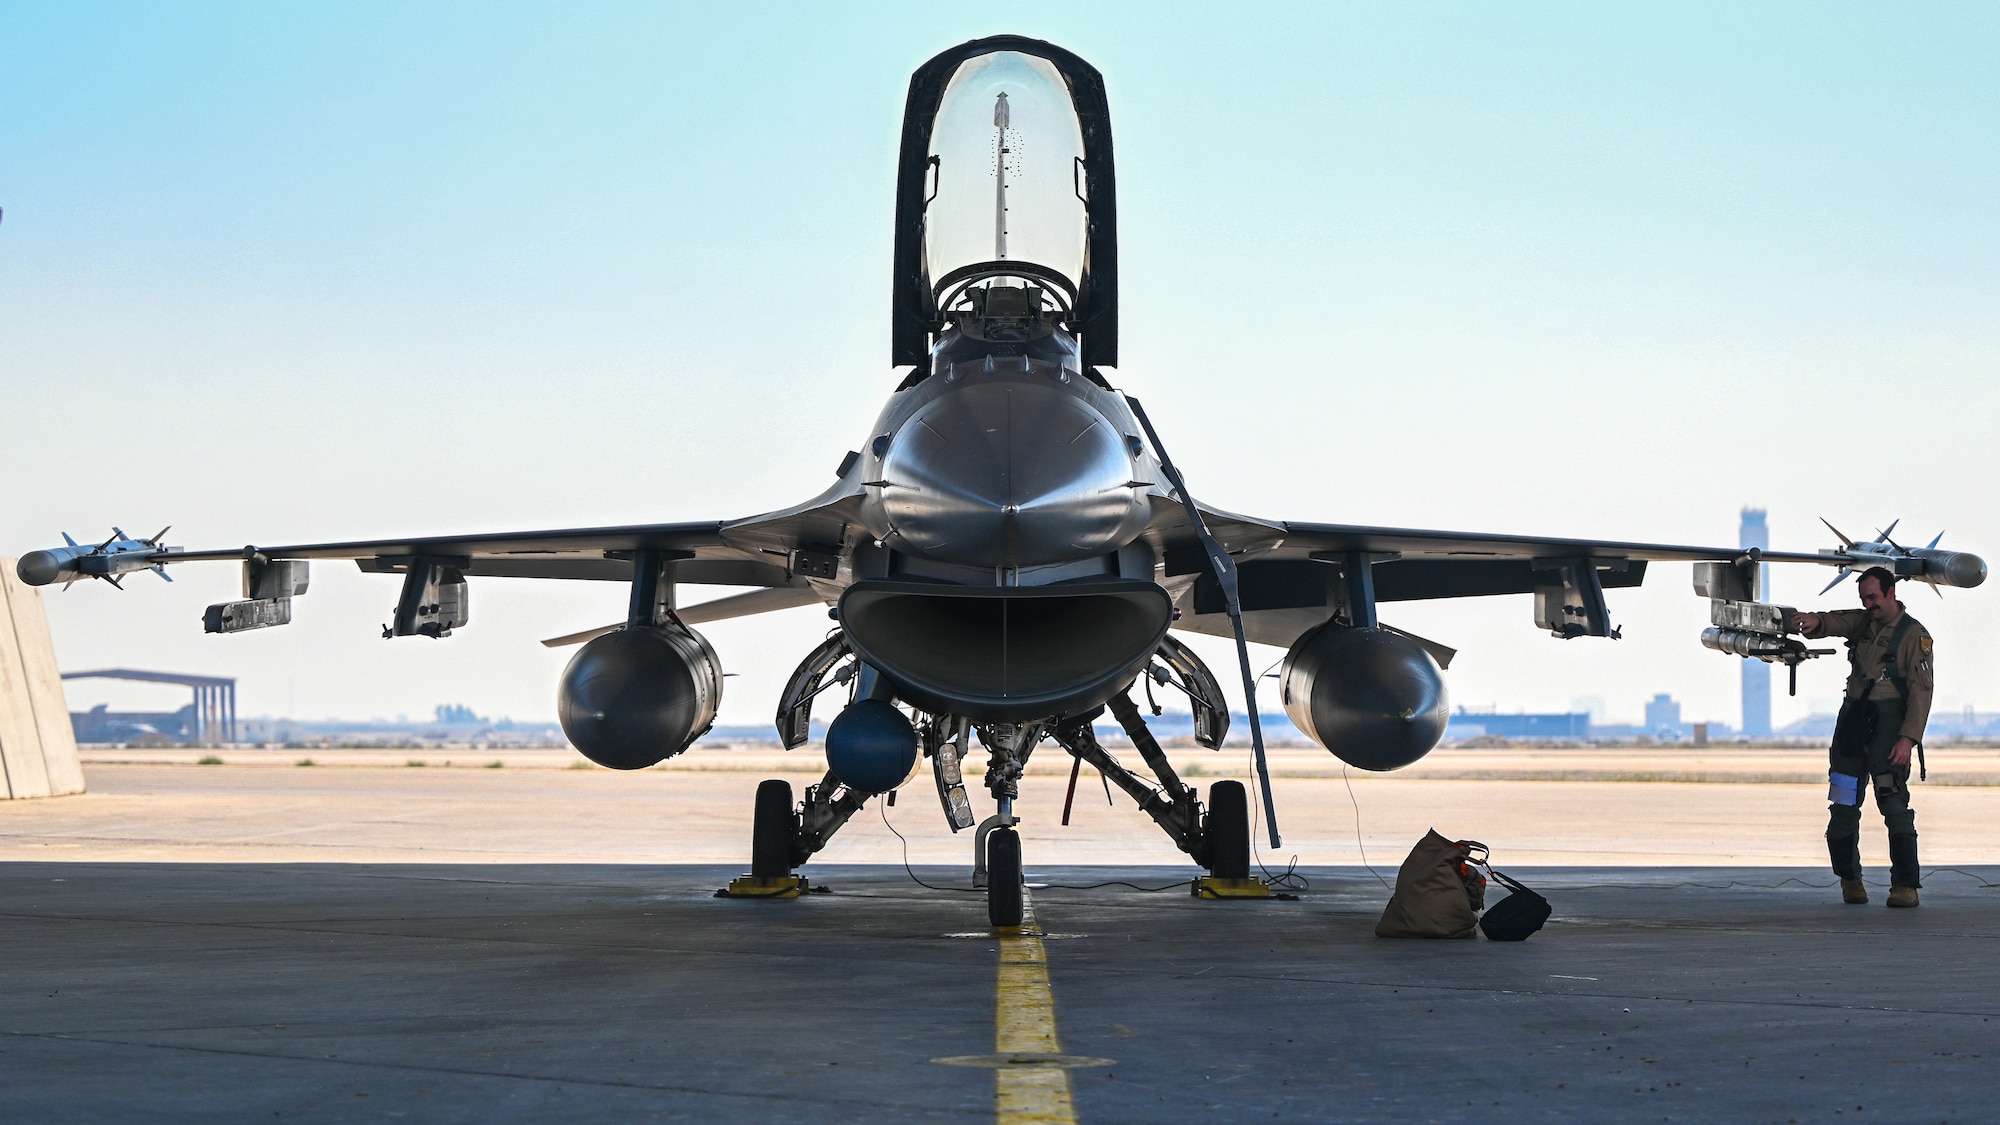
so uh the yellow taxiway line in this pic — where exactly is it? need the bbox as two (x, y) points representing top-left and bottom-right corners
(994, 892), (1076, 1125)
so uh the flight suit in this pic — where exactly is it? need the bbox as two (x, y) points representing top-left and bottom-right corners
(1801, 606), (1934, 889)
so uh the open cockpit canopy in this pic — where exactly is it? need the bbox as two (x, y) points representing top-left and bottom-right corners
(892, 36), (1117, 370)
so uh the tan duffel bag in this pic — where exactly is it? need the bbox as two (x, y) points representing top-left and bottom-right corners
(1374, 829), (1488, 939)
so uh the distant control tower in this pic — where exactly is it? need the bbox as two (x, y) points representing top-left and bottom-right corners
(1740, 507), (1773, 737)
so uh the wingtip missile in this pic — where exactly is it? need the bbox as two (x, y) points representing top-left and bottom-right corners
(1815, 518), (1985, 593)
(16, 528), (183, 587)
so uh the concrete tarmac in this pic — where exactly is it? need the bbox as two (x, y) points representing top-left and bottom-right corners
(4, 761), (2000, 1122)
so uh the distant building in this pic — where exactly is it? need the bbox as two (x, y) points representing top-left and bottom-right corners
(1739, 507), (1773, 736)
(1445, 709), (1591, 741)
(1644, 693), (1682, 739)
(63, 668), (236, 744)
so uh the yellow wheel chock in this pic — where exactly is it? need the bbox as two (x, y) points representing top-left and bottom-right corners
(721, 874), (810, 898)
(1193, 876), (1271, 899)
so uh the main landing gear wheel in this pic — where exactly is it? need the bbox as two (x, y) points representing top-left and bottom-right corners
(987, 827), (1024, 927)
(751, 779), (798, 879)
(1206, 780), (1251, 881)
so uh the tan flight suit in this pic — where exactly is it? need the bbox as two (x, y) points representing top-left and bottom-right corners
(1800, 605), (1934, 887)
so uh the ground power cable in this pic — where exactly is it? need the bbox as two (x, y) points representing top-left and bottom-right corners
(1245, 745), (1308, 892)
(1314, 771), (1998, 895)
(1238, 658), (1311, 892)
(1342, 765), (1395, 890)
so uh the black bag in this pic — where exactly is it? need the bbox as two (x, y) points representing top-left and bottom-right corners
(1477, 868), (1551, 942)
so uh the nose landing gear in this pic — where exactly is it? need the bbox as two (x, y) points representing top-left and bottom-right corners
(985, 826), (1024, 927)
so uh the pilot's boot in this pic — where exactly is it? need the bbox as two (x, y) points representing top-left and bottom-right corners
(1888, 834), (1921, 907)
(1832, 824), (1856, 900)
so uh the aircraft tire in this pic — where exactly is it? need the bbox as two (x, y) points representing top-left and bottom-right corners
(751, 779), (798, 878)
(987, 827), (1024, 927)
(1206, 780), (1251, 881)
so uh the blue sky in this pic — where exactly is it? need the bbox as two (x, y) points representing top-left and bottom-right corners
(4, 3), (1996, 728)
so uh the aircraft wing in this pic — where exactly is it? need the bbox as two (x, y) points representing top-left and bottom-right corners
(17, 495), (868, 637)
(25, 479), (870, 593)
(1271, 522), (1831, 566)
(153, 520), (776, 584)
(1165, 516), (1984, 653)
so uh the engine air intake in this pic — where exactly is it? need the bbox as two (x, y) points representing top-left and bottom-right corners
(837, 579), (1172, 721)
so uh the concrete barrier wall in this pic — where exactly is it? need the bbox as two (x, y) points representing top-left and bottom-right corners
(0, 558), (86, 798)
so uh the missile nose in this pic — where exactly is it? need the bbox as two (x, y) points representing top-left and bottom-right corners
(1947, 552), (1987, 589)
(17, 551), (66, 586)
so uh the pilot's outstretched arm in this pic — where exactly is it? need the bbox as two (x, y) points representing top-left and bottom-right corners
(1789, 609), (1868, 639)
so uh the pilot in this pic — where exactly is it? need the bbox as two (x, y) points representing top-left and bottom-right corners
(1787, 566), (1934, 908)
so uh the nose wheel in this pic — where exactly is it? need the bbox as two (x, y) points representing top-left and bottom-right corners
(986, 827), (1024, 927)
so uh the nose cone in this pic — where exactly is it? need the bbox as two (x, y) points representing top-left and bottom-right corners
(17, 551), (67, 586)
(871, 381), (1149, 568)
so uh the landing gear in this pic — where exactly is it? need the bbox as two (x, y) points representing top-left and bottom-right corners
(751, 779), (797, 879)
(1204, 780), (1250, 881)
(987, 826), (1024, 927)
(1194, 779), (1268, 899)
(726, 771), (874, 897)
(725, 779), (811, 897)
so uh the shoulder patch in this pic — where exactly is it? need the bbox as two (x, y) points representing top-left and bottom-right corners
(1921, 635), (1933, 653)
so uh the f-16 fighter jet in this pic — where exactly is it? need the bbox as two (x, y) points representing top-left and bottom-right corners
(20, 36), (1985, 925)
